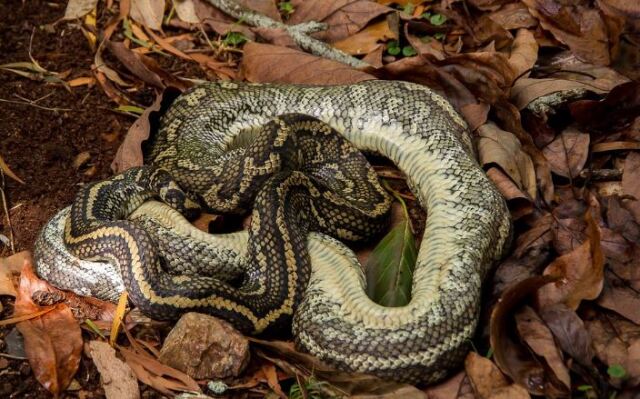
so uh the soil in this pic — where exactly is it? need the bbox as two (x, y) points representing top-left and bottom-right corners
(0, 1), (129, 397)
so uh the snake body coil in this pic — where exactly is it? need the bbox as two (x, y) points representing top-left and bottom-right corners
(35, 80), (511, 384)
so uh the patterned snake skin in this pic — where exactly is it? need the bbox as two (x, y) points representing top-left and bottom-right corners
(34, 80), (511, 384)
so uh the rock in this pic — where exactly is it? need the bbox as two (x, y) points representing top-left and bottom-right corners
(159, 313), (250, 379)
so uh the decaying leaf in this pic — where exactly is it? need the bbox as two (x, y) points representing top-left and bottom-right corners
(542, 126), (590, 178)
(63, 0), (99, 19)
(0, 250), (29, 296)
(333, 20), (397, 55)
(539, 304), (594, 367)
(112, 87), (182, 173)
(490, 275), (557, 395)
(508, 29), (538, 78)
(537, 209), (604, 310)
(622, 152), (640, 224)
(241, 42), (376, 84)
(465, 352), (531, 399)
(129, 0), (165, 31)
(515, 306), (571, 391)
(477, 122), (537, 199)
(250, 339), (428, 398)
(89, 340), (140, 399)
(13, 260), (83, 396)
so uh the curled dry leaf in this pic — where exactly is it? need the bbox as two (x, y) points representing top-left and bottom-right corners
(490, 276), (558, 395)
(112, 87), (183, 173)
(0, 153), (25, 184)
(508, 29), (538, 79)
(240, 42), (376, 84)
(537, 208), (604, 310)
(515, 306), (571, 392)
(14, 260), (82, 396)
(477, 122), (537, 200)
(89, 340), (140, 399)
(542, 126), (590, 178)
(129, 0), (165, 31)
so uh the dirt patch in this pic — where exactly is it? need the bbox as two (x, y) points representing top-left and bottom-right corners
(0, 2), (131, 397)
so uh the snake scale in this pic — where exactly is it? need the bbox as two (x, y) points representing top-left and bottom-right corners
(34, 80), (511, 385)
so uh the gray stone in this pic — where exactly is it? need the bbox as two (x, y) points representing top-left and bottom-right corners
(159, 312), (250, 379)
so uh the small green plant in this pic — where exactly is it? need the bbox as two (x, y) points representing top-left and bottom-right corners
(288, 377), (332, 399)
(402, 3), (415, 15)
(386, 40), (417, 58)
(279, 1), (295, 16)
(222, 31), (247, 47)
(607, 364), (627, 379)
(421, 12), (447, 26)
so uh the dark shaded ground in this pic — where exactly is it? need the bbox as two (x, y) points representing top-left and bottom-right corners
(0, 1), (129, 397)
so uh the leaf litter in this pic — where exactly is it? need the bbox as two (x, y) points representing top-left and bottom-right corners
(0, 0), (639, 397)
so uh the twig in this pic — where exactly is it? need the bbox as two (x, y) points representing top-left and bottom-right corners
(0, 96), (72, 112)
(0, 353), (27, 360)
(205, 0), (369, 68)
(0, 169), (15, 254)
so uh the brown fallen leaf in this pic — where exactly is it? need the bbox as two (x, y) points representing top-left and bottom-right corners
(464, 352), (531, 399)
(513, 213), (553, 258)
(597, 269), (640, 325)
(539, 304), (594, 367)
(508, 29), (538, 79)
(250, 338), (428, 398)
(515, 306), (571, 392)
(0, 251), (30, 296)
(112, 87), (182, 173)
(542, 126), (590, 179)
(570, 81), (640, 134)
(333, 20), (397, 55)
(488, 3), (538, 30)
(522, 0), (614, 65)
(89, 340), (139, 399)
(106, 41), (190, 90)
(486, 167), (533, 220)
(240, 42), (376, 84)
(0, 153), (25, 184)
(537, 208), (604, 309)
(622, 152), (640, 224)
(490, 275), (559, 395)
(422, 371), (471, 399)
(477, 122), (537, 200)
(129, 0), (165, 31)
(290, 0), (392, 42)
(12, 260), (83, 396)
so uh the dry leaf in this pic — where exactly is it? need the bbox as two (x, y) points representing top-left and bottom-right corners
(622, 152), (640, 223)
(112, 87), (182, 173)
(477, 122), (537, 199)
(542, 126), (590, 178)
(89, 340), (140, 399)
(522, 0), (613, 65)
(569, 81), (640, 134)
(129, 0), (165, 31)
(537, 209), (604, 309)
(14, 261), (82, 396)
(465, 352), (530, 399)
(290, 0), (391, 42)
(63, 0), (99, 19)
(0, 153), (25, 184)
(488, 3), (538, 30)
(539, 304), (594, 367)
(515, 306), (571, 391)
(508, 29), (538, 78)
(486, 167), (533, 219)
(423, 372), (469, 399)
(490, 276), (557, 395)
(241, 42), (376, 84)
(333, 20), (397, 55)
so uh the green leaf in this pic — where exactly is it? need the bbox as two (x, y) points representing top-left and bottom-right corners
(387, 44), (401, 56)
(434, 32), (445, 40)
(420, 12), (431, 19)
(577, 385), (593, 392)
(115, 105), (145, 115)
(402, 4), (415, 15)
(365, 195), (417, 307)
(278, 1), (294, 15)
(608, 364), (626, 379)
(402, 46), (417, 57)
(429, 14), (447, 26)
(223, 31), (247, 47)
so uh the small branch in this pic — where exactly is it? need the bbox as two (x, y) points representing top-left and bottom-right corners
(205, 0), (369, 68)
(0, 170), (15, 254)
(0, 95), (72, 112)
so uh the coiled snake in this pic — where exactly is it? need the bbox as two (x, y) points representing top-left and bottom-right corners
(34, 80), (511, 385)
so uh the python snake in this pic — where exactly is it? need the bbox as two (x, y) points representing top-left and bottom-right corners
(34, 80), (511, 384)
